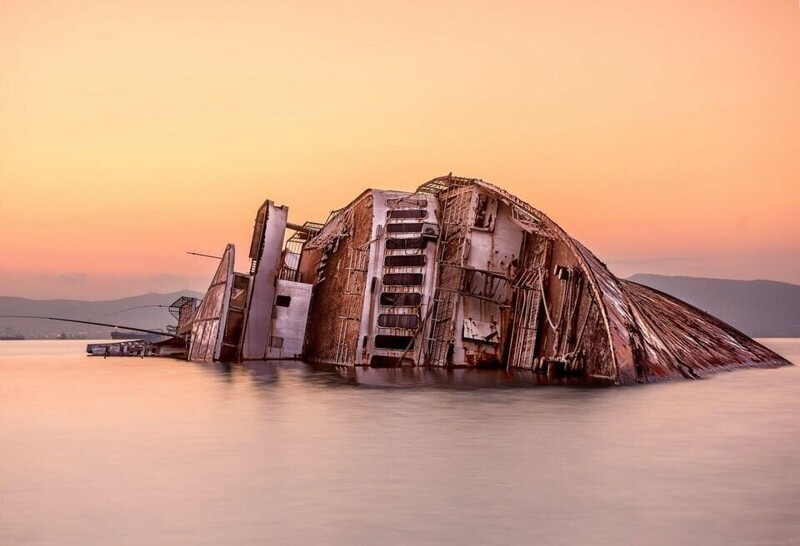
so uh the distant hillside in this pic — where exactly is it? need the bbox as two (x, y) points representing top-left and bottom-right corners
(627, 274), (800, 337)
(0, 291), (203, 339)
(4, 277), (797, 339)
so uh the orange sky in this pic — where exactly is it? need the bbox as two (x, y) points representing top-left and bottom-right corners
(1, 0), (798, 299)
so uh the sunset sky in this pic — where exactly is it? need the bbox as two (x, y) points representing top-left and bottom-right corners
(1, 0), (798, 300)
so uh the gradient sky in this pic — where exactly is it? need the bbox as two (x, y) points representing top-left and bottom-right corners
(1, 0), (798, 300)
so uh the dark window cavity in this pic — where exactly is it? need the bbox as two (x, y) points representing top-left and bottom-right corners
(386, 223), (424, 233)
(369, 355), (413, 367)
(388, 209), (427, 219)
(378, 314), (420, 329)
(383, 273), (423, 286)
(384, 254), (426, 267)
(380, 292), (422, 307)
(275, 295), (291, 307)
(473, 193), (496, 230)
(374, 335), (416, 350)
(387, 197), (427, 208)
(385, 237), (426, 250)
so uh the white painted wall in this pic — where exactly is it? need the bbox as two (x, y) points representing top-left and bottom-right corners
(268, 280), (312, 358)
(241, 201), (288, 360)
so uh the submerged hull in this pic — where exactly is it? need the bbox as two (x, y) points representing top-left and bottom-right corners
(184, 175), (790, 384)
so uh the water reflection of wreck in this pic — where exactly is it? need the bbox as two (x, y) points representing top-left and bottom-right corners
(177, 174), (789, 384)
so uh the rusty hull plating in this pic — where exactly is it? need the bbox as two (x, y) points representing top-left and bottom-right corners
(185, 174), (790, 384)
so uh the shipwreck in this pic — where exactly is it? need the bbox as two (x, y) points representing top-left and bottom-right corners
(162, 174), (789, 384)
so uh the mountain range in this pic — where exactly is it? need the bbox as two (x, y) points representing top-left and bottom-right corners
(1, 275), (798, 339)
(627, 274), (800, 337)
(0, 291), (203, 339)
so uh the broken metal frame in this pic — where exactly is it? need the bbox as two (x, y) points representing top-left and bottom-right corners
(419, 184), (473, 366)
(279, 221), (323, 282)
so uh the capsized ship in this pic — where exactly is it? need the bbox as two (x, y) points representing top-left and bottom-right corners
(175, 174), (790, 384)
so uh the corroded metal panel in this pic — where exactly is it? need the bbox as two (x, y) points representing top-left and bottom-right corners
(621, 280), (789, 380)
(302, 192), (374, 364)
(188, 244), (235, 362)
(463, 318), (500, 343)
(568, 240), (640, 384)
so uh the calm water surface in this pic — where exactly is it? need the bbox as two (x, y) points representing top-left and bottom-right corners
(1, 340), (798, 546)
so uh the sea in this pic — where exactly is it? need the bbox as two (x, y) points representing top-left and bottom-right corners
(1, 339), (798, 546)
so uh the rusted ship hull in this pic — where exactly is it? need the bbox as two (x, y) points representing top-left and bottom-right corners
(181, 175), (790, 384)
